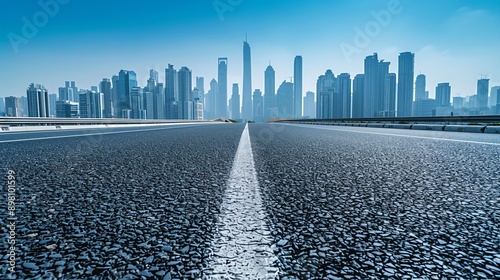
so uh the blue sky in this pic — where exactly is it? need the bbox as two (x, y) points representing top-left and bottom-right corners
(1, 0), (499, 99)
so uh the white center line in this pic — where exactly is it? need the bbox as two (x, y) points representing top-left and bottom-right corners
(289, 124), (500, 146)
(207, 124), (278, 279)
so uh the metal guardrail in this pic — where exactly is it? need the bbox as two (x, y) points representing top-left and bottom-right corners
(273, 115), (500, 124)
(0, 117), (220, 126)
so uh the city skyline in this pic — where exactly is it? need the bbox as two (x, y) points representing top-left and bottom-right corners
(1, 0), (500, 100)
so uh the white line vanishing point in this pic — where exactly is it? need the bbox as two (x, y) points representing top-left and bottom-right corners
(207, 124), (279, 279)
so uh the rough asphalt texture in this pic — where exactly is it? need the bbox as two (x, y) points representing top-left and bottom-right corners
(1, 124), (243, 279)
(250, 123), (500, 279)
(1, 123), (499, 279)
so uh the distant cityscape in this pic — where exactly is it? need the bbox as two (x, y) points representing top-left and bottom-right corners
(1, 40), (499, 121)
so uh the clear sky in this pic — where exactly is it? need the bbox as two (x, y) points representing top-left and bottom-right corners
(1, 0), (499, 100)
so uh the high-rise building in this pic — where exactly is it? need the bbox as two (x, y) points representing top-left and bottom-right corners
(196, 77), (205, 97)
(363, 54), (379, 118)
(56, 100), (79, 118)
(150, 69), (159, 83)
(277, 80), (294, 119)
(178, 66), (192, 120)
(58, 81), (75, 102)
(397, 52), (415, 117)
(337, 73), (351, 118)
(143, 91), (154, 119)
(253, 89), (263, 122)
(79, 90), (102, 118)
(19, 96), (28, 116)
(165, 64), (178, 119)
(383, 73), (397, 117)
(293, 55), (303, 118)
(116, 70), (137, 118)
(217, 58), (228, 118)
(242, 40), (253, 120)
(100, 78), (113, 118)
(111, 75), (119, 116)
(453, 96), (465, 109)
(303, 91), (315, 118)
(48, 93), (57, 117)
(415, 74), (426, 101)
(264, 65), (276, 120)
(0, 97), (5, 116)
(489, 86), (500, 108)
(5, 96), (21, 117)
(231, 83), (240, 120)
(413, 99), (436, 117)
(477, 78), (489, 108)
(205, 79), (217, 120)
(436, 83), (451, 107)
(316, 70), (337, 119)
(154, 83), (165, 119)
(130, 86), (143, 119)
(352, 74), (364, 118)
(27, 83), (49, 117)
(497, 88), (500, 114)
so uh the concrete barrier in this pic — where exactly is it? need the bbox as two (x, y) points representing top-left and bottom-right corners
(384, 123), (413, 129)
(484, 126), (500, 134)
(411, 124), (445, 131)
(444, 125), (486, 133)
(366, 123), (385, 128)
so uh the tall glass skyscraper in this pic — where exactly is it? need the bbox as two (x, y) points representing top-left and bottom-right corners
(116, 70), (137, 118)
(264, 64), (276, 120)
(477, 78), (489, 108)
(415, 74), (427, 101)
(27, 83), (49, 118)
(293, 55), (303, 118)
(397, 52), (415, 117)
(242, 40), (253, 120)
(217, 58), (228, 118)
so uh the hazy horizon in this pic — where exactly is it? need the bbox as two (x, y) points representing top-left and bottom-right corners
(1, 0), (499, 100)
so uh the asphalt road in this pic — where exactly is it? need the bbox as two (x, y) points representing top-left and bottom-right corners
(1, 123), (499, 279)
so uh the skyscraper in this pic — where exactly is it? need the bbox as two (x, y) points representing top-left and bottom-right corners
(383, 73), (397, 117)
(150, 69), (159, 83)
(130, 86), (143, 119)
(363, 54), (379, 118)
(337, 73), (351, 118)
(477, 78), (489, 108)
(0, 97), (5, 116)
(253, 89), (263, 122)
(316, 70), (337, 119)
(293, 55), (303, 118)
(231, 83), (240, 120)
(100, 78), (113, 118)
(116, 70), (137, 118)
(490, 86), (500, 108)
(303, 91), (315, 118)
(165, 64), (178, 119)
(415, 74), (426, 101)
(264, 65), (276, 120)
(277, 80), (294, 119)
(217, 58), (228, 118)
(5, 96), (21, 117)
(206, 79), (218, 120)
(79, 90), (102, 118)
(352, 74), (364, 118)
(242, 40), (253, 120)
(177, 66), (192, 119)
(27, 83), (49, 118)
(397, 52), (415, 117)
(48, 93), (57, 117)
(436, 83), (451, 107)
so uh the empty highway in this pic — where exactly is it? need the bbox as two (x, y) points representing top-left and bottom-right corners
(1, 123), (499, 279)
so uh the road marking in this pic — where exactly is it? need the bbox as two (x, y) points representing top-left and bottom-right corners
(0, 124), (203, 143)
(290, 124), (500, 146)
(207, 124), (278, 279)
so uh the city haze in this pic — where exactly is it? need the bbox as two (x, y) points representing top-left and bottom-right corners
(1, 0), (500, 100)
